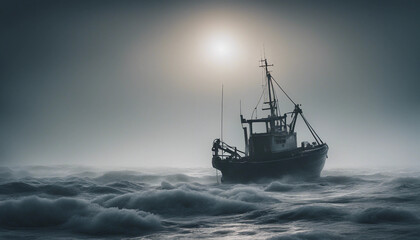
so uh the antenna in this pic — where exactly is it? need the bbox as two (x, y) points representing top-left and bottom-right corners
(263, 43), (266, 59)
(216, 84), (224, 184)
(221, 84), (224, 143)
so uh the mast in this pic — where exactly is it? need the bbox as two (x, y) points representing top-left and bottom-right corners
(260, 59), (278, 131)
(266, 60), (275, 118)
(221, 84), (224, 143)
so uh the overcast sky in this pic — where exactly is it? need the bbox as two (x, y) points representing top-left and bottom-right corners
(1, 0), (419, 168)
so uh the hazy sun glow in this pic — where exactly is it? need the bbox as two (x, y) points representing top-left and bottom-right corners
(208, 35), (234, 60)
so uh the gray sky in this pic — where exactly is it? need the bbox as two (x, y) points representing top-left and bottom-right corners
(1, 0), (420, 168)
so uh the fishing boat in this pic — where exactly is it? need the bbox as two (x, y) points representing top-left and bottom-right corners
(212, 58), (328, 183)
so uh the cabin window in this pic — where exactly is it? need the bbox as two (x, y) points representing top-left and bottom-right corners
(274, 137), (286, 144)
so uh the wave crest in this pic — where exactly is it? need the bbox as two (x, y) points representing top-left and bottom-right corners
(0, 196), (161, 235)
(352, 207), (419, 224)
(259, 205), (348, 223)
(269, 231), (343, 240)
(96, 188), (256, 216)
(265, 182), (294, 192)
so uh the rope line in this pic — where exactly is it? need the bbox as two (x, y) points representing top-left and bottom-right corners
(271, 76), (296, 106)
(251, 86), (266, 119)
(301, 113), (324, 144)
(250, 67), (325, 145)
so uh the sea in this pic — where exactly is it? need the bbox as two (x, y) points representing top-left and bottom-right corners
(0, 166), (419, 240)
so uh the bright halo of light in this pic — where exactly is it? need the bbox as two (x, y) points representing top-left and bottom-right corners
(208, 35), (234, 60)
(212, 39), (230, 57)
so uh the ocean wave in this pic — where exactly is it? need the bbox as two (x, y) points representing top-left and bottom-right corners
(164, 174), (197, 183)
(280, 205), (348, 221)
(175, 182), (207, 192)
(219, 186), (280, 203)
(106, 181), (146, 191)
(1, 167), (420, 239)
(319, 195), (363, 204)
(96, 188), (256, 216)
(94, 171), (201, 184)
(372, 193), (420, 204)
(384, 177), (420, 190)
(160, 181), (176, 190)
(39, 184), (79, 196)
(319, 176), (368, 185)
(94, 171), (157, 183)
(0, 196), (161, 235)
(0, 182), (38, 194)
(243, 209), (273, 220)
(0, 167), (13, 180)
(265, 182), (294, 192)
(83, 186), (124, 194)
(269, 231), (343, 240)
(352, 207), (419, 224)
(0, 181), (123, 196)
(259, 205), (348, 223)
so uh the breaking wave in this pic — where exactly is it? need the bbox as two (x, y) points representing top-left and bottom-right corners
(96, 188), (256, 216)
(265, 182), (294, 192)
(1, 166), (420, 239)
(0, 182), (37, 194)
(0, 181), (125, 196)
(258, 205), (348, 224)
(384, 177), (420, 191)
(352, 207), (419, 224)
(269, 231), (343, 240)
(319, 175), (369, 185)
(220, 186), (280, 203)
(94, 171), (205, 184)
(0, 196), (161, 235)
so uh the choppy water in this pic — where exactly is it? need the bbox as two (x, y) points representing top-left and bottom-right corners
(0, 166), (419, 239)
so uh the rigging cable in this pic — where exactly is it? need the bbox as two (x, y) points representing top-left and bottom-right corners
(271, 76), (297, 106)
(301, 115), (319, 144)
(301, 113), (324, 144)
(270, 76), (324, 144)
(251, 86), (266, 119)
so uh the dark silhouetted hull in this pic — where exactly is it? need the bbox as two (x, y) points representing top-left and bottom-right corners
(213, 144), (328, 183)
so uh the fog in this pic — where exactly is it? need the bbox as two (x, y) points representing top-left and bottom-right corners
(1, 0), (419, 169)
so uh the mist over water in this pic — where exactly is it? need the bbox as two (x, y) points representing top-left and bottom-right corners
(1, 166), (419, 239)
(2, 1), (420, 239)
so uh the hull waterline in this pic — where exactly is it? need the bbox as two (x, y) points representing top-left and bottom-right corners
(213, 144), (328, 183)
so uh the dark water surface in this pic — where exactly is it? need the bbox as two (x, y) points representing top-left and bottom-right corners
(0, 166), (419, 239)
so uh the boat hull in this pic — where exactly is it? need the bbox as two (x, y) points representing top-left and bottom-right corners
(213, 144), (328, 183)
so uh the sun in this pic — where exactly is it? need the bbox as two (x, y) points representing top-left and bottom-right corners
(208, 35), (234, 60)
(211, 39), (231, 57)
